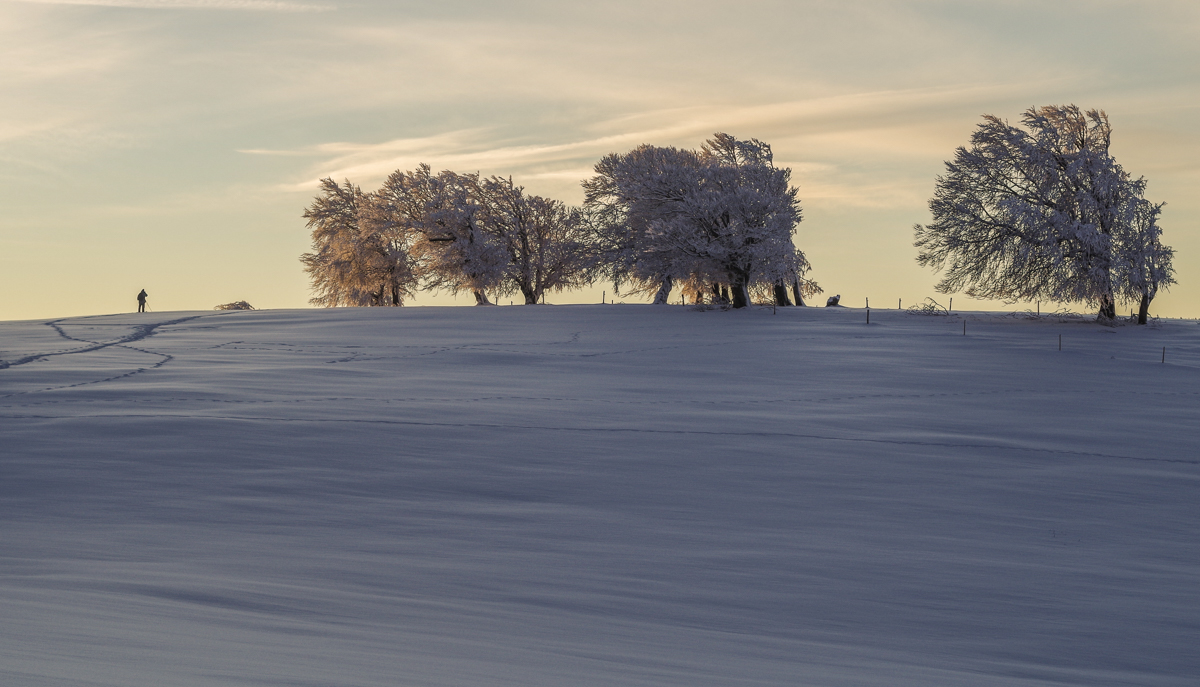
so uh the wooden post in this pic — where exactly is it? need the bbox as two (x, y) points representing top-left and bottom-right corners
(867, 309), (870, 324)
(898, 298), (901, 310)
(963, 320), (966, 336)
(866, 297), (869, 308)
(949, 297), (953, 313)
(602, 291), (605, 304)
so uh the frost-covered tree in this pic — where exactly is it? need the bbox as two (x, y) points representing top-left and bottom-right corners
(476, 176), (596, 304)
(367, 166), (595, 305)
(301, 178), (417, 307)
(584, 133), (811, 309)
(369, 166), (507, 305)
(584, 144), (707, 304)
(915, 105), (1174, 322)
(1113, 195), (1174, 324)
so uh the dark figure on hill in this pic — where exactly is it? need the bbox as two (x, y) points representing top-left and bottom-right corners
(137, 289), (148, 313)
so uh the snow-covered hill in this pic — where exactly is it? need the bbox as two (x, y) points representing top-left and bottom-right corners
(2, 305), (1198, 686)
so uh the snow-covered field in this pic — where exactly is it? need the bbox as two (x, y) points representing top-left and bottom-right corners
(2, 305), (1198, 687)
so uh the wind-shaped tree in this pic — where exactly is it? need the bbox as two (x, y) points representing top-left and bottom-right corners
(301, 178), (417, 307)
(476, 176), (596, 304)
(310, 165), (595, 307)
(373, 166), (508, 305)
(584, 133), (810, 308)
(915, 106), (1174, 322)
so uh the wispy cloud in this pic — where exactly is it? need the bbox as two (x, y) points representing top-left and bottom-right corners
(271, 82), (1057, 208)
(236, 149), (324, 157)
(10, 0), (333, 11)
(0, 116), (74, 143)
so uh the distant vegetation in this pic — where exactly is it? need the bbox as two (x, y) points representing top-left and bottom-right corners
(300, 133), (815, 309)
(301, 108), (1175, 322)
(215, 301), (255, 311)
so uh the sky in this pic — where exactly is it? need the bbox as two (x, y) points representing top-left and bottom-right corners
(2, 0), (1198, 320)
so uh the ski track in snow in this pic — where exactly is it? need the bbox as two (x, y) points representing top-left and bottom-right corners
(2, 306), (1199, 687)
(0, 315), (200, 369)
(0, 316), (203, 399)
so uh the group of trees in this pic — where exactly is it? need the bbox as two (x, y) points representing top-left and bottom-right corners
(915, 105), (1174, 324)
(585, 133), (817, 308)
(301, 134), (815, 309)
(303, 110), (1174, 322)
(301, 166), (593, 307)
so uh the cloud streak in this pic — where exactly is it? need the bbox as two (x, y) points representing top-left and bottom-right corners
(10, 0), (333, 11)
(272, 82), (1055, 208)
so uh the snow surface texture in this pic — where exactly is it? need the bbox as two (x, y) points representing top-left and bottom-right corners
(2, 306), (1198, 687)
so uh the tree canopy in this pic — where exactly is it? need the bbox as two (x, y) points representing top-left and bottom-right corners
(303, 168), (593, 307)
(583, 133), (812, 308)
(914, 105), (1174, 322)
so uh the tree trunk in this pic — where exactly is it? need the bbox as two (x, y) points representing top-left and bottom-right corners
(773, 281), (792, 306)
(730, 274), (750, 309)
(1137, 292), (1151, 325)
(521, 285), (538, 305)
(473, 290), (492, 305)
(791, 279), (805, 307)
(711, 283), (723, 304)
(652, 276), (673, 305)
(720, 285), (730, 304)
(1097, 294), (1116, 321)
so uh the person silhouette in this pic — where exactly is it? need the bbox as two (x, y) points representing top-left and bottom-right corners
(137, 289), (148, 313)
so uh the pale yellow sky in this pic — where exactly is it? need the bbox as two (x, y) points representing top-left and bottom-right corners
(2, 0), (1198, 319)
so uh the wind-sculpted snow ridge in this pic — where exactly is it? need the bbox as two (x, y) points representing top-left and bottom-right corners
(1, 306), (1198, 687)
